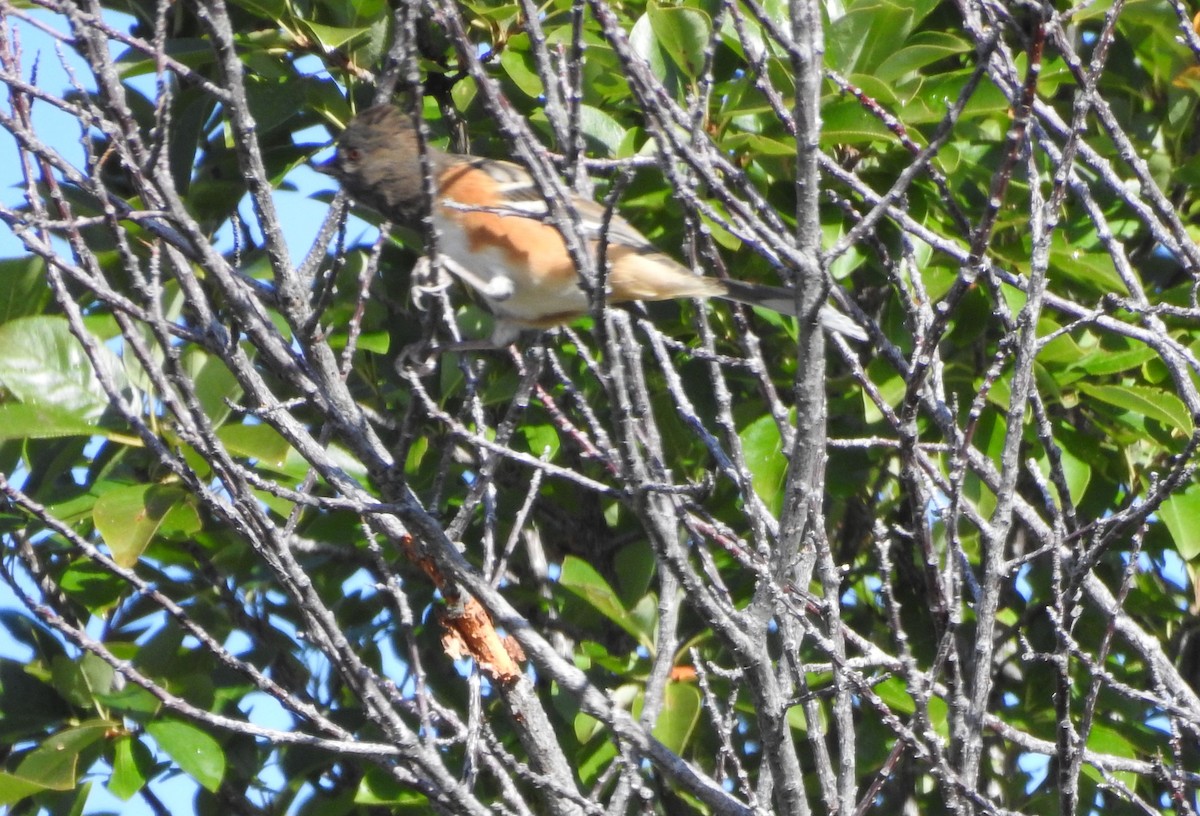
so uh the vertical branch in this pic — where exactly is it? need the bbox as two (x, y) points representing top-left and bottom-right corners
(776, 0), (829, 581)
(961, 13), (1048, 799)
(791, 0), (855, 809)
(722, 1), (832, 814)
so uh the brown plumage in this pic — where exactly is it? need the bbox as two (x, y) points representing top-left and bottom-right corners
(319, 104), (866, 342)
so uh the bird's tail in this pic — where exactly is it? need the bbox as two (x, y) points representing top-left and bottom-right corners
(719, 279), (868, 341)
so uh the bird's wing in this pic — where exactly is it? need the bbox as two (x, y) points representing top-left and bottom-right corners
(465, 157), (662, 252)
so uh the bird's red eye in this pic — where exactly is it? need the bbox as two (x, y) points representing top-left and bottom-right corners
(345, 147), (362, 162)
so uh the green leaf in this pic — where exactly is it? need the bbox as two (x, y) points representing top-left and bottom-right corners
(405, 435), (429, 477)
(218, 422), (294, 469)
(787, 704), (810, 732)
(826, 0), (935, 75)
(652, 682), (701, 753)
(875, 31), (972, 83)
(630, 13), (672, 84)
(739, 412), (788, 517)
(0, 658), (72, 744)
(0, 256), (49, 323)
(1080, 723), (1138, 792)
(0, 771), (43, 806)
(355, 765), (429, 805)
(1035, 433), (1093, 508)
(218, 422), (367, 479)
(578, 105), (627, 156)
(575, 729), (618, 783)
(114, 40), (215, 77)
(820, 98), (897, 145)
(182, 346), (244, 429)
(1160, 483), (1200, 560)
(50, 655), (96, 710)
(79, 652), (117, 700)
(574, 708), (603, 744)
(297, 20), (375, 50)
(873, 676), (916, 715)
(1048, 235), (1128, 295)
(613, 541), (656, 604)
(0, 403), (100, 441)
(500, 45), (544, 98)
(146, 718), (225, 792)
(647, 3), (712, 79)
(560, 556), (653, 648)
(1076, 344), (1158, 376)
(724, 131), (804, 155)
(329, 330), (389, 354)
(0, 315), (126, 421)
(108, 735), (152, 800)
(630, 594), (659, 643)
(458, 0), (520, 24)
(11, 721), (112, 791)
(93, 484), (190, 568)
(228, 0), (288, 20)
(59, 560), (127, 613)
(896, 68), (1009, 124)
(243, 72), (306, 134)
(96, 684), (161, 716)
(1075, 382), (1193, 435)
(521, 424), (559, 458)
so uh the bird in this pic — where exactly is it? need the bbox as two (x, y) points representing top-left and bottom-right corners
(317, 104), (866, 344)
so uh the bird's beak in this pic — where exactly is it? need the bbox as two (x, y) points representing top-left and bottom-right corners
(313, 155), (338, 177)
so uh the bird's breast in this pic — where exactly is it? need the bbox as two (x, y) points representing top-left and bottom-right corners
(432, 206), (590, 324)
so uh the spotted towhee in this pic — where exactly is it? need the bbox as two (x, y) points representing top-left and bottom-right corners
(318, 104), (866, 344)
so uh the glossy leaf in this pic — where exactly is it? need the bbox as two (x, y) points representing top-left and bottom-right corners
(647, 3), (711, 80)
(560, 556), (653, 649)
(1159, 483), (1200, 561)
(146, 718), (226, 793)
(0, 316), (125, 421)
(0, 403), (104, 441)
(107, 735), (152, 800)
(1075, 382), (1193, 435)
(651, 681), (701, 753)
(739, 412), (787, 518)
(0, 256), (49, 323)
(93, 484), (191, 568)
(10, 721), (111, 792)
